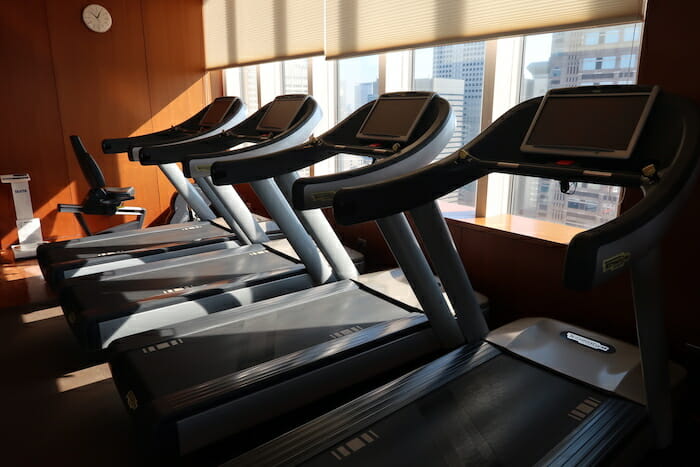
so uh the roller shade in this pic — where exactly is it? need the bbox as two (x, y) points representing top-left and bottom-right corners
(325, 0), (646, 59)
(203, 0), (324, 70)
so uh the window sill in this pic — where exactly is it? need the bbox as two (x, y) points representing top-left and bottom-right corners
(445, 213), (584, 245)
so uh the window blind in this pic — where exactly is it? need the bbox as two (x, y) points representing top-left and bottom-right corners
(325, 0), (645, 59)
(203, 0), (324, 70)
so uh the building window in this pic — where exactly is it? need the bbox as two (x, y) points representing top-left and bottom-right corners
(413, 42), (486, 218)
(624, 26), (641, 42)
(335, 55), (380, 173)
(602, 56), (617, 69)
(511, 24), (640, 229)
(603, 30), (619, 43)
(620, 54), (637, 69)
(582, 58), (596, 70)
(221, 22), (643, 232)
(584, 32), (599, 45)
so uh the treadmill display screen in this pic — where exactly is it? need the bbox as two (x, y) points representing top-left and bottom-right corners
(256, 96), (308, 132)
(356, 94), (434, 143)
(199, 98), (235, 127)
(520, 87), (658, 159)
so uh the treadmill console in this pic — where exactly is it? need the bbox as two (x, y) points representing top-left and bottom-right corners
(521, 85), (659, 159)
(255, 95), (310, 133)
(199, 97), (236, 128)
(356, 92), (435, 143)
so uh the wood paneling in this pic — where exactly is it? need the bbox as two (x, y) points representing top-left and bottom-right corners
(0, 0), (81, 246)
(141, 0), (208, 212)
(637, 0), (700, 357)
(47, 0), (160, 233)
(1, 0), (207, 247)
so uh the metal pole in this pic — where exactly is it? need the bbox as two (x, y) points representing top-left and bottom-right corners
(159, 163), (216, 221)
(630, 247), (674, 449)
(376, 214), (464, 349)
(276, 172), (358, 280)
(410, 201), (489, 342)
(195, 176), (251, 245)
(251, 178), (334, 285)
(206, 177), (268, 242)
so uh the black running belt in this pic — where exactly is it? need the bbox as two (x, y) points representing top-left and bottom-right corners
(227, 343), (646, 466)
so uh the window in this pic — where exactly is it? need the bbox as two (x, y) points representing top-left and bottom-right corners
(335, 55), (380, 173)
(624, 26), (641, 42)
(602, 56), (617, 69)
(509, 24), (640, 228)
(413, 42), (486, 219)
(603, 30), (619, 43)
(584, 32), (599, 45)
(620, 54), (637, 69)
(222, 21), (642, 232)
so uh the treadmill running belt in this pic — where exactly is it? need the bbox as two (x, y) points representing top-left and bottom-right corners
(116, 284), (421, 399)
(61, 244), (301, 313)
(231, 346), (645, 466)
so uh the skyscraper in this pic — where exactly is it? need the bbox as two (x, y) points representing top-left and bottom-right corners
(420, 42), (486, 209)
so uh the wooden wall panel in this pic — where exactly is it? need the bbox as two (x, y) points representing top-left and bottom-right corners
(450, 220), (636, 342)
(637, 0), (700, 356)
(46, 0), (160, 233)
(141, 0), (208, 212)
(1, 0), (208, 248)
(0, 0), (81, 247)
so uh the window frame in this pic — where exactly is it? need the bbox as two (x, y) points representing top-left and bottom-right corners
(221, 22), (643, 231)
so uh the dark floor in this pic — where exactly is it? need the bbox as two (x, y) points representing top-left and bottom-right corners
(1, 257), (698, 466)
(0, 259), (146, 466)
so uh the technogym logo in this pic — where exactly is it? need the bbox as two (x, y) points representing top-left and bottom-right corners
(561, 331), (616, 354)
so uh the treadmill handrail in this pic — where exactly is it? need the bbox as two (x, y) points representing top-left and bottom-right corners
(333, 90), (700, 290)
(210, 95), (455, 211)
(101, 97), (245, 157)
(137, 96), (321, 171)
(185, 102), (324, 179)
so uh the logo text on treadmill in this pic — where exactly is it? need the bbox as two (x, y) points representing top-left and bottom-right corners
(602, 252), (631, 272)
(561, 331), (616, 353)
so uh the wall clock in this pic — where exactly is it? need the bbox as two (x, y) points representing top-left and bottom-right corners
(82, 4), (112, 33)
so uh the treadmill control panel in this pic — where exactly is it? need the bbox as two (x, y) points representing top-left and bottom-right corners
(356, 92), (435, 143)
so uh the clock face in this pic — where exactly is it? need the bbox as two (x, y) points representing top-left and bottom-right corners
(82, 4), (112, 33)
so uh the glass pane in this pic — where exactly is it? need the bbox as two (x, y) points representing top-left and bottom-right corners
(335, 55), (379, 173)
(414, 42), (486, 219)
(241, 65), (259, 116)
(282, 58), (311, 176)
(282, 58), (309, 94)
(513, 23), (642, 229)
(223, 68), (242, 97)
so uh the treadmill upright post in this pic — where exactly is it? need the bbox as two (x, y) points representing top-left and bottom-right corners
(376, 214), (464, 348)
(276, 171), (359, 281)
(630, 246), (673, 448)
(158, 163), (216, 220)
(195, 176), (252, 245)
(250, 178), (335, 285)
(409, 201), (489, 343)
(206, 179), (269, 243)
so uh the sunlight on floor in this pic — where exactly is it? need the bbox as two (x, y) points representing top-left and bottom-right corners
(20, 305), (63, 323)
(56, 363), (112, 393)
(2, 263), (43, 281)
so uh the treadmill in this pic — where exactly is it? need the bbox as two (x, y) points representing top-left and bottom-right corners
(227, 85), (700, 466)
(58, 94), (359, 351)
(106, 92), (482, 459)
(36, 96), (269, 287)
